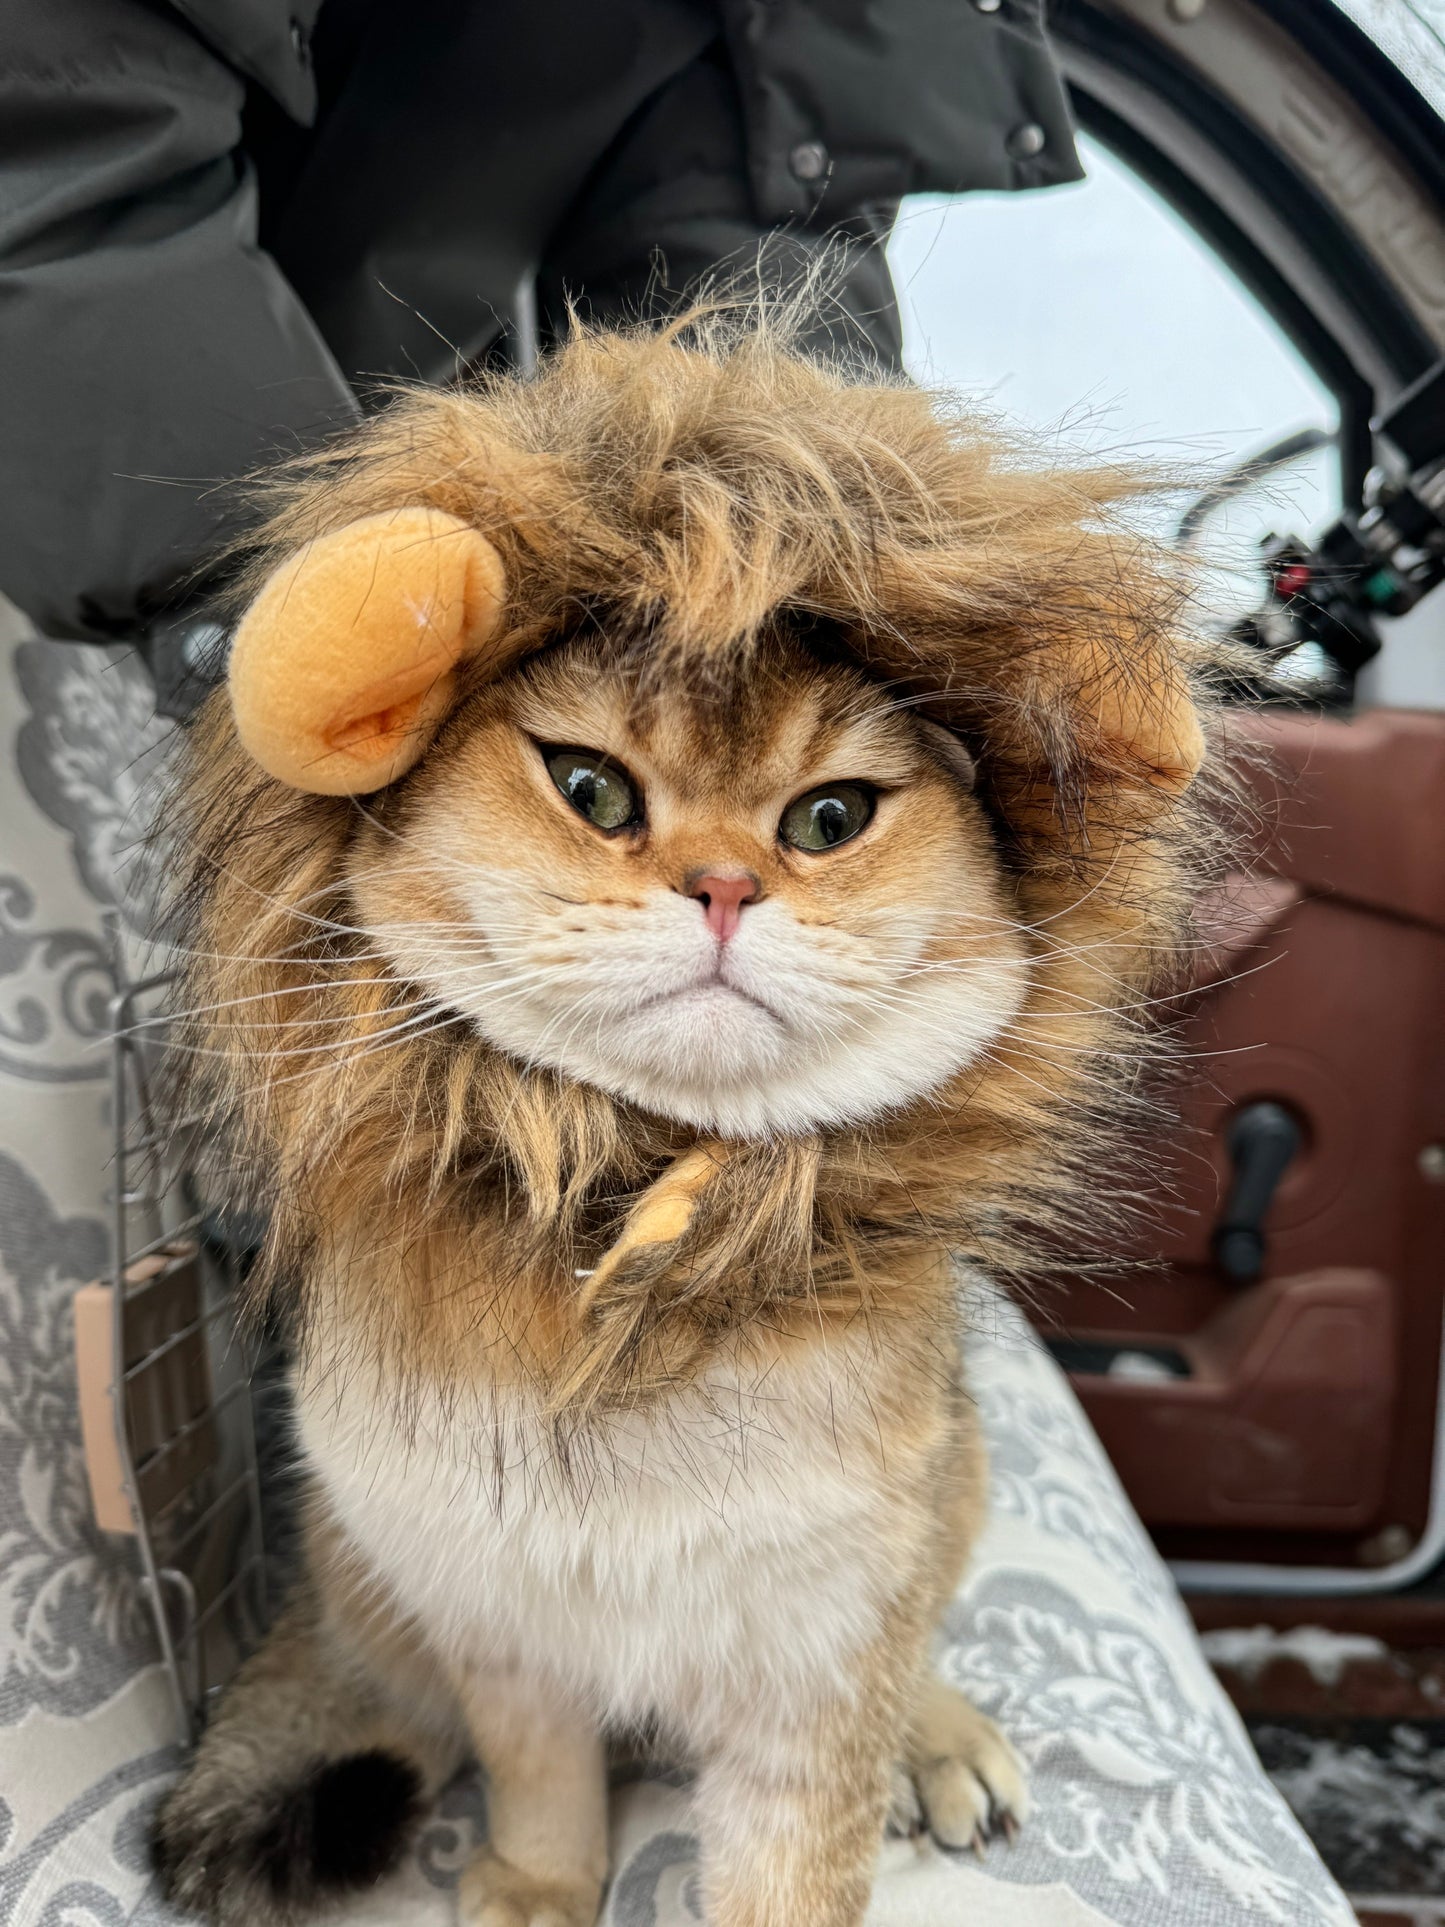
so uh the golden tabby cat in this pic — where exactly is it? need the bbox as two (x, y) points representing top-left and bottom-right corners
(152, 317), (1212, 1927)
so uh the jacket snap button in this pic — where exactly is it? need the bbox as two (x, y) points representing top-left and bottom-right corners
(974, 0), (1003, 11)
(789, 140), (829, 184)
(1006, 121), (1047, 159)
(289, 16), (310, 58)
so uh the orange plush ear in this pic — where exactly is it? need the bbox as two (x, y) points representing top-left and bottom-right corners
(1069, 635), (1206, 795)
(229, 507), (510, 794)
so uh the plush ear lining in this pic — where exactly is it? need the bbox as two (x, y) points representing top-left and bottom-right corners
(229, 506), (510, 794)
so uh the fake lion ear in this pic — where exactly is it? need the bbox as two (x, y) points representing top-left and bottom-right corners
(1070, 636), (1206, 795)
(228, 506), (510, 794)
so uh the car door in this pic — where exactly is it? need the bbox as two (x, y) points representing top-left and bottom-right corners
(889, 0), (1445, 1590)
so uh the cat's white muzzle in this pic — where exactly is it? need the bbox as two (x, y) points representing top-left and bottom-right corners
(381, 876), (1029, 1138)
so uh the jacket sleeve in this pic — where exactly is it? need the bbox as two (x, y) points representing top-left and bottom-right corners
(721, 0), (1082, 223)
(0, 0), (358, 643)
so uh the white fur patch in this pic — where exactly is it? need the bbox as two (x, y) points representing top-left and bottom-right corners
(297, 1332), (906, 1744)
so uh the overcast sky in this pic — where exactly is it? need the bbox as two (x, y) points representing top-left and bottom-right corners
(887, 135), (1337, 480)
(886, 134), (1445, 707)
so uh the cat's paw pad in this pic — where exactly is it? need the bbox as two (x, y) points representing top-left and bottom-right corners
(459, 1850), (601, 1927)
(904, 1682), (1030, 1855)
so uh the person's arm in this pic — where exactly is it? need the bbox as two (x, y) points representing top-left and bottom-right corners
(0, 0), (358, 644)
(536, 38), (906, 374)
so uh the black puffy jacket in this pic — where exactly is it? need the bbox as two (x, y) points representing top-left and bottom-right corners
(0, 0), (1079, 644)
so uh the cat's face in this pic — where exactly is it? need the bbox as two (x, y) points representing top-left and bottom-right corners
(349, 638), (1029, 1136)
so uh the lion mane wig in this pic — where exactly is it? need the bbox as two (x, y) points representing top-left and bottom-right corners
(166, 313), (1221, 1416)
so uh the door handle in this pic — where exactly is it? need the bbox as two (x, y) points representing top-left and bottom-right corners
(1212, 1101), (1302, 1283)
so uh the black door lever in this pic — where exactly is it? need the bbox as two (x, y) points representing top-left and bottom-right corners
(1212, 1101), (1302, 1283)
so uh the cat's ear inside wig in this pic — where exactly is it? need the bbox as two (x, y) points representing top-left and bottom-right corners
(228, 506), (509, 794)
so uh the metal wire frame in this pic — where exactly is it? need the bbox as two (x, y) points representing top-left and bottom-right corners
(104, 915), (271, 1744)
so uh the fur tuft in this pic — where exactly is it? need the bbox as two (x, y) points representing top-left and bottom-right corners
(154, 1749), (423, 1922)
(258, 1751), (424, 1895)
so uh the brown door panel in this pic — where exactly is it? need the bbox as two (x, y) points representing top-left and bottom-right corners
(1082, 1269), (1397, 1532)
(1048, 708), (1445, 1572)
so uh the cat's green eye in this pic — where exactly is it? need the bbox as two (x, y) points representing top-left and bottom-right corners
(544, 748), (641, 831)
(779, 783), (875, 853)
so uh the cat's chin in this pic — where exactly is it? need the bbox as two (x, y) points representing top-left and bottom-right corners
(636, 980), (783, 1029)
(589, 980), (793, 1107)
(452, 943), (1032, 1137)
(590, 1045), (943, 1138)
(552, 991), (998, 1138)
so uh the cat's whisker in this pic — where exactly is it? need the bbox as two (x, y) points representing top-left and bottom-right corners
(210, 1014), (478, 1099)
(142, 945), (556, 1029)
(250, 1001), (462, 1064)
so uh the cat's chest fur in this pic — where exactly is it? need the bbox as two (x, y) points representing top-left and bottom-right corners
(295, 1327), (914, 1735)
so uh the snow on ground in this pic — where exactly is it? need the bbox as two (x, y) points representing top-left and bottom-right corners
(1201, 1624), (1389, 1686)
(1204, 1625), (1445, 1898)
(1252, 1720), (1445, 1895)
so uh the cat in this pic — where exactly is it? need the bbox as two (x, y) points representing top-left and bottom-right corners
(151, 314), (1215, 1927)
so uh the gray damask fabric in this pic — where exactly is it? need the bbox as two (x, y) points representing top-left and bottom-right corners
(0, 608), (1353, 1926)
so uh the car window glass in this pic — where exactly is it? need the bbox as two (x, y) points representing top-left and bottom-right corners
(888, 136), (1343, 616)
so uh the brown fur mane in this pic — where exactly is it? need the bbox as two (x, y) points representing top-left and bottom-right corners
(164, 312), (1231, 1413)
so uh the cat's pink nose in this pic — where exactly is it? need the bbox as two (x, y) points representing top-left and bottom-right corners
(686, 870), (760, 942)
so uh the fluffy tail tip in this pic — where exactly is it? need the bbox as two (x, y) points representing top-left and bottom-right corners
(153, 1748), (424, 1920)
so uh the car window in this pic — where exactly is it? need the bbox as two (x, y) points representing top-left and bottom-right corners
(888, 134), (1342, 538)
(888, 135), (1374, 687)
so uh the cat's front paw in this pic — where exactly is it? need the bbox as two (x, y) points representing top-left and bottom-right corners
(895, 1676), (1030, 1855)
(459, 1849), (602, 1927)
